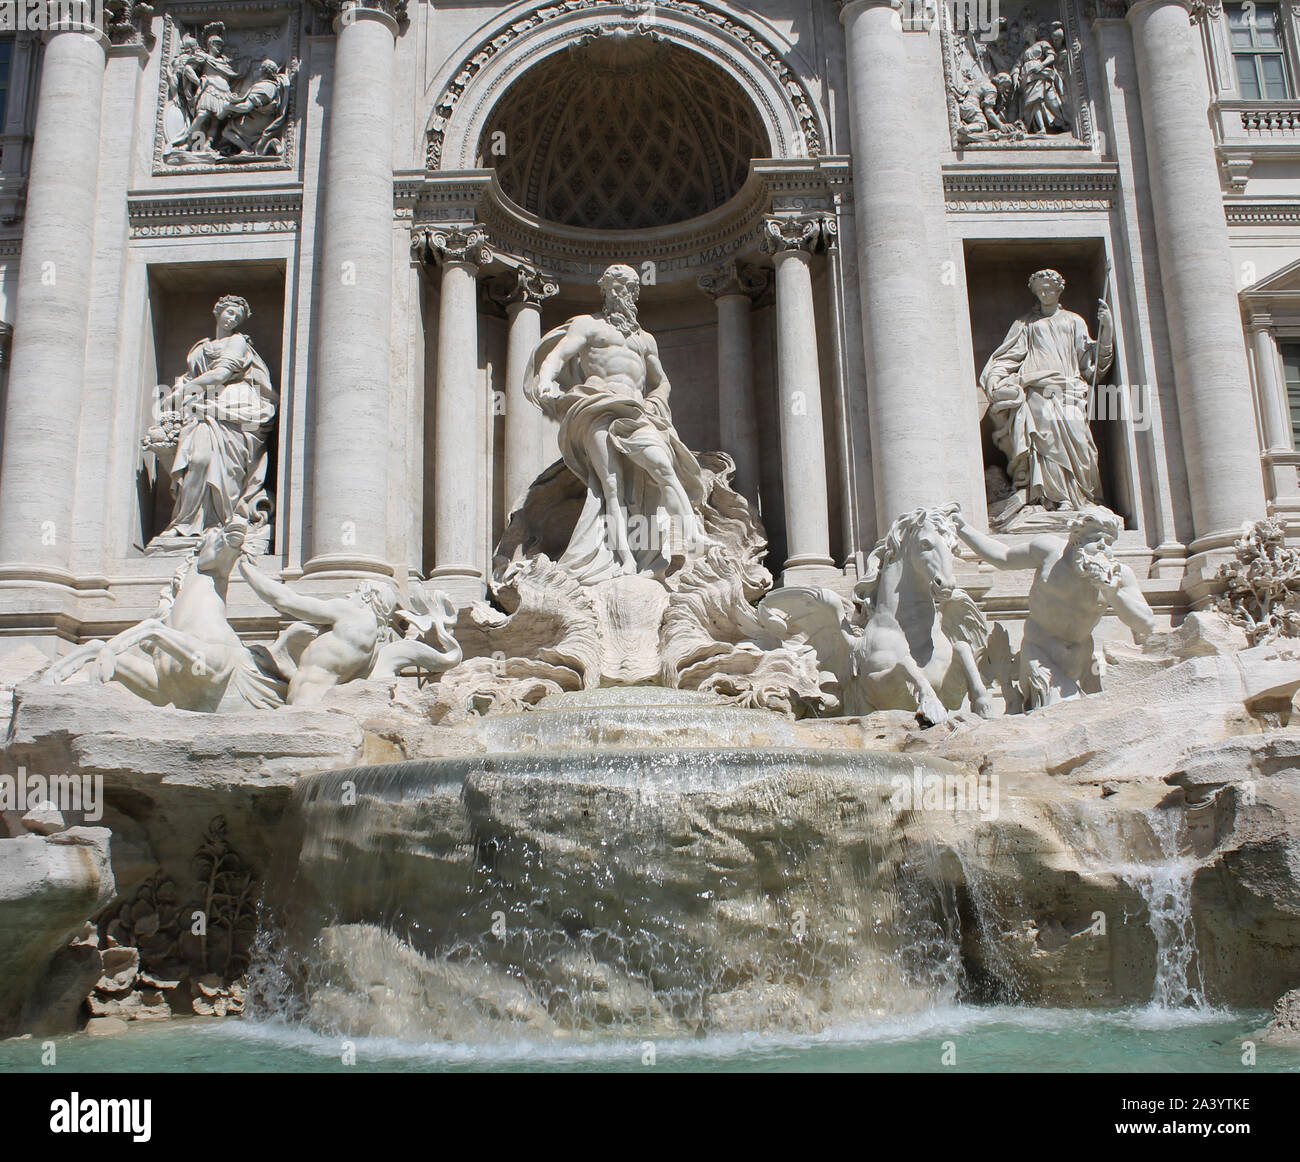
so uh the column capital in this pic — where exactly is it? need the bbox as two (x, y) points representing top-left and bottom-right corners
(837, 0), (906, 19)
(1247, 312), (1276, 333)
(103, 2), (156, 48)
(413, 224), (492, 271)
(697, 260), (769, 302)
(760, 215), (837, 259)
(310, 0), (406, 36)
(488, 264), (559, 312)
(1102, 0), (1221, 24)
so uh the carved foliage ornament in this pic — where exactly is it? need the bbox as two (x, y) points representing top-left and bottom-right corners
(308, 0), (409, 22)
(106, 1), (156, 45)
(426, 0), (823, 170)
(759, 215), (836, 256)
(697, 260), (768, 299)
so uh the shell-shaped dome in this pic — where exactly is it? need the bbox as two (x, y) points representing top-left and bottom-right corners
(479, 35), (769, 230)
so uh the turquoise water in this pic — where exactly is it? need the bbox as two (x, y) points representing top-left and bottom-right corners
(3, 1006), (1297, 1073)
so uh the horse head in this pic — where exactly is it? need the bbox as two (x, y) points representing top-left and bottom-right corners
(853, 503), (961, 620)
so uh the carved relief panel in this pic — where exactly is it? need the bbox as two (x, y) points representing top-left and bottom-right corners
(942, 0), (1094, 149)
(153, 3), (301, 175)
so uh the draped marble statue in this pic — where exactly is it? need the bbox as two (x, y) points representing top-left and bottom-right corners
(143, 295), (278, 556)
(523, 264), (714, 584)
(980, 268), (1112, 525)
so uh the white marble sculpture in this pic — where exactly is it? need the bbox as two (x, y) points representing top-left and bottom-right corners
(525, 263), (714, 583)
(949, 15), (1074, 146)
(980, 269), (1112, 526)
(143, 295), (278, 556)
(762, 505), (994, 725)
(239, 562), (462, 706)
(42, 520), (285, 712)
(163, 22), (299, 165)
(434, 264), (826, 718)
(953, 505), (1155, 710)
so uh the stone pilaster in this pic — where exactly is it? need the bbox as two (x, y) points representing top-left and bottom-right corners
(489, 265), (559, 510)
(698, 261), (768, 507)
(420, 225), (493, 604)
(304, 2), (400, 577)
(0, 22), (108, 583)
(1125, 0), (1268, 569)
(761, 216), (837, 587)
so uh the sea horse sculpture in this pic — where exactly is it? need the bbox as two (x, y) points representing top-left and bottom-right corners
(762, 505), (994, 725)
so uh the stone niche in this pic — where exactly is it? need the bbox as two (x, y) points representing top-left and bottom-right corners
(136, 261), (287, 555)
(962, 237), (1136, 526)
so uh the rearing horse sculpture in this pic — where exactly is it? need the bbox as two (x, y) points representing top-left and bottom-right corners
(42, 519), (285, 712)
(761, 505), (994, 725)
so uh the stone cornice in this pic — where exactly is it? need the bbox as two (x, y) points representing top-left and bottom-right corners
(943, 165), (1119, 211)
(1086, 0), (1221, 21)
(1226, 201), (1300, 225)
(127, 187), (302, 237)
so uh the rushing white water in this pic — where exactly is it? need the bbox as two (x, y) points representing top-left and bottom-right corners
(1117, 811), (1206, 1010)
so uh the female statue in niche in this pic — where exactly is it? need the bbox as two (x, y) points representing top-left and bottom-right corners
(143, 295), (278, 556)
(980, 268), (1112, 519)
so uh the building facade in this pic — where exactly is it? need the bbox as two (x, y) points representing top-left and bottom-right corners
(0, 0), (1292, 656)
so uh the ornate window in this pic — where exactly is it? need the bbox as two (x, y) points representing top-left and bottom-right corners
(1227, 3), (1292, 99)
(1281, 340), (1300, 447)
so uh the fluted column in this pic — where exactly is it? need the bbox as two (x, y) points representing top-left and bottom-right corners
(305, 2), (399, 576)
(839, 0), (964, 528)
(761, 217), (837, 587)
(494, 266), (558, 510)
(424, 226), (491, 604)
(0, 22), (108, 581)
(1127, 0), (1267, 554)
(698, 262), (768, 506)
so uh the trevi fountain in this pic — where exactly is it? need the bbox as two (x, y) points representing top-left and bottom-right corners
(0, 0), (1297, 1085)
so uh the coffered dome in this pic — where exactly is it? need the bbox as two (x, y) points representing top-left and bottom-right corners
(478, 35), (768, 230)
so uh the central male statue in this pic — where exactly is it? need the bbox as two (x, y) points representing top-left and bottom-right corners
(525, 264), (713, 584)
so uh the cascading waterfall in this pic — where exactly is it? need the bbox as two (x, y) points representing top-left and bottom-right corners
(1046, 802), (1206, 1010)
(248, 690), (968, 1041)
(1118, 811), (1205, 1010)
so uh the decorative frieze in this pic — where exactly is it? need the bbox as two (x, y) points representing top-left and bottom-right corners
(943, 167), (1118, 211)
(127, 189), (302, 238)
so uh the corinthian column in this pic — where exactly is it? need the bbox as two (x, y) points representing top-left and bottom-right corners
(1126, 0), (1267, 558)
(761, 216), (837, 587)
(698, 261), (768, 506)
(305, 1), (401, 576)
(0, 21), (108, 582)
(420, 226), (492, 604)
(839, 0), (975, 529)
(493, 265), (558, 510)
